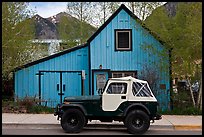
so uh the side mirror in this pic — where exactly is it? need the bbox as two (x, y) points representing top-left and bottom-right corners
(98, 88), (103, 95)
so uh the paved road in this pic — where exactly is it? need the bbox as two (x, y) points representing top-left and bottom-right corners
(2, 127), (202, 135)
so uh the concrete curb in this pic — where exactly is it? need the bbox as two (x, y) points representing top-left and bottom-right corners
(173, 125), (202, 130)
(2, 123), (202, 130)
(2, 123), (174, 130)
(2, 113), (202, 132)
(2, 123), (202, 131)
(2, 123), (61, 129)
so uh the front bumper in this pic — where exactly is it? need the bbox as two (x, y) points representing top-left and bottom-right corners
(54, 104), (63, 120)
(153, 113), (162, 120)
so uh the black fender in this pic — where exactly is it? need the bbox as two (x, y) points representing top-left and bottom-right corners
(61, 104), (87, 116)
(123, 103), (150, 117)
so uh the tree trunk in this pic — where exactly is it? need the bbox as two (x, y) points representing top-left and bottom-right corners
(103, 2), (106, 24)
(187, 78), (196, 107)
(131, 2), (135, 14)
(80, 2), (83, 44)
(197, 75), (202, 110)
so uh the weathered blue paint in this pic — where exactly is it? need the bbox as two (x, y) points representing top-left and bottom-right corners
(15, 46), (89, 107)
(14, 4), (170, 110)
(89, 9), (170, 110)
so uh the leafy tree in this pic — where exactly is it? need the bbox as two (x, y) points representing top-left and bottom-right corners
(144, 2), (202, 108)
(2, 2), (35, 79)
(66, 2), (95, 44)
(57, 15), (80, 48)
(145, 2), (202, 79)
(93, 2), (120, 26)
(125, 2), (165, 20)
(57, 12), (97, 49)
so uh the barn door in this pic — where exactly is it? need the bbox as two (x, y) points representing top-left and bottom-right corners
(41, 72), (60, 107)
(39, 71), (82, 108)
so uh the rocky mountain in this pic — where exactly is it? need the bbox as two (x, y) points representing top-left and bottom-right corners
(32, 12), (96, 40)
(33, 14), (59, 39)
(46, 12), (73, 24)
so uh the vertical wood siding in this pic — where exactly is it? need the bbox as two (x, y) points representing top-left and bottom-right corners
(15, 46), (89, 107)
(15, 8), (170, 110)
(90, 9), (170, 110)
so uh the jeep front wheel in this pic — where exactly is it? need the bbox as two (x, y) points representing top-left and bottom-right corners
(124, 110), (150, 134)
(61, 109), (85, 133)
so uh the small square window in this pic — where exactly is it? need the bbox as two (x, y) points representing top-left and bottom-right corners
(115, 29), (132, 51)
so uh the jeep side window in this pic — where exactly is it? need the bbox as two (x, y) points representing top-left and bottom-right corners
(132, 82), (152, 97)
(107, 83), (127, 94)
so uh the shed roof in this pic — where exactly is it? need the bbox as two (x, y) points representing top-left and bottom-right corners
(13, 43), (88, 72)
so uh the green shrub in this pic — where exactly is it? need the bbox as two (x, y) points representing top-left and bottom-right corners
(2, 97), (54, 114)
(18, 97), (36, 109)
(28, 105), (54, 114)
(159, 106), (202, 115)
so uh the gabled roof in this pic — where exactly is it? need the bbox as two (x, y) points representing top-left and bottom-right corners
(14, 4), (167, 72)
(87, 4), (166, 46)
(14, 43), (88, 72)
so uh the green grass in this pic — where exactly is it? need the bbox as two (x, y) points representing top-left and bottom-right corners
(27, 105), (55, 114)
(159, 106), (202, 115)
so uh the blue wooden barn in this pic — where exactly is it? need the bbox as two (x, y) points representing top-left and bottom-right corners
(14, 4), (171, 110)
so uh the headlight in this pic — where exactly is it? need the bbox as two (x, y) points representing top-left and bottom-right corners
(63, 101), (70, 104)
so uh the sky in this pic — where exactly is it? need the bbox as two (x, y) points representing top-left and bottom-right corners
(28, 2), (166, 19)
(28, 2), (166, 27)
(28, 2), (68, 18)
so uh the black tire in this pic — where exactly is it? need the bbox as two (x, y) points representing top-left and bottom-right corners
(61, 109), (85, 133)
(84, 118), (88, 127)
(124, 110), (150, 134)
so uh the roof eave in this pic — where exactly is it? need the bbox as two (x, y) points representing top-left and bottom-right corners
(13, 43), (88, 72)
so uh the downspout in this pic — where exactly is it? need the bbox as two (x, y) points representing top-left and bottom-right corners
(169, 48), (173, 111)
(88, 43), (91, 95)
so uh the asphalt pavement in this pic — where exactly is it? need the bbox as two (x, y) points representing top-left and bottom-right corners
(2, 113), (202, 131)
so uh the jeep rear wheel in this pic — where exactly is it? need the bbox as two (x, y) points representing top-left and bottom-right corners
(124, 110), (150, 134)
(61, 109), (85, 133)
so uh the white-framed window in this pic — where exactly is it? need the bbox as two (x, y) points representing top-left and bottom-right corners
(112, 71), (136, 78)
(115, 29), (132, 51)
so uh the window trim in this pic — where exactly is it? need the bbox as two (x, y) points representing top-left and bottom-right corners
(115, 29), (132, 51)
(111, 71), (137, 78)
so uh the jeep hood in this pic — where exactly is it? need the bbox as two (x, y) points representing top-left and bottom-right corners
(64, 95), (101, 102)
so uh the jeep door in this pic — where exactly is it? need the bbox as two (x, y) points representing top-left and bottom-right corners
(102, 81), (130, 111)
